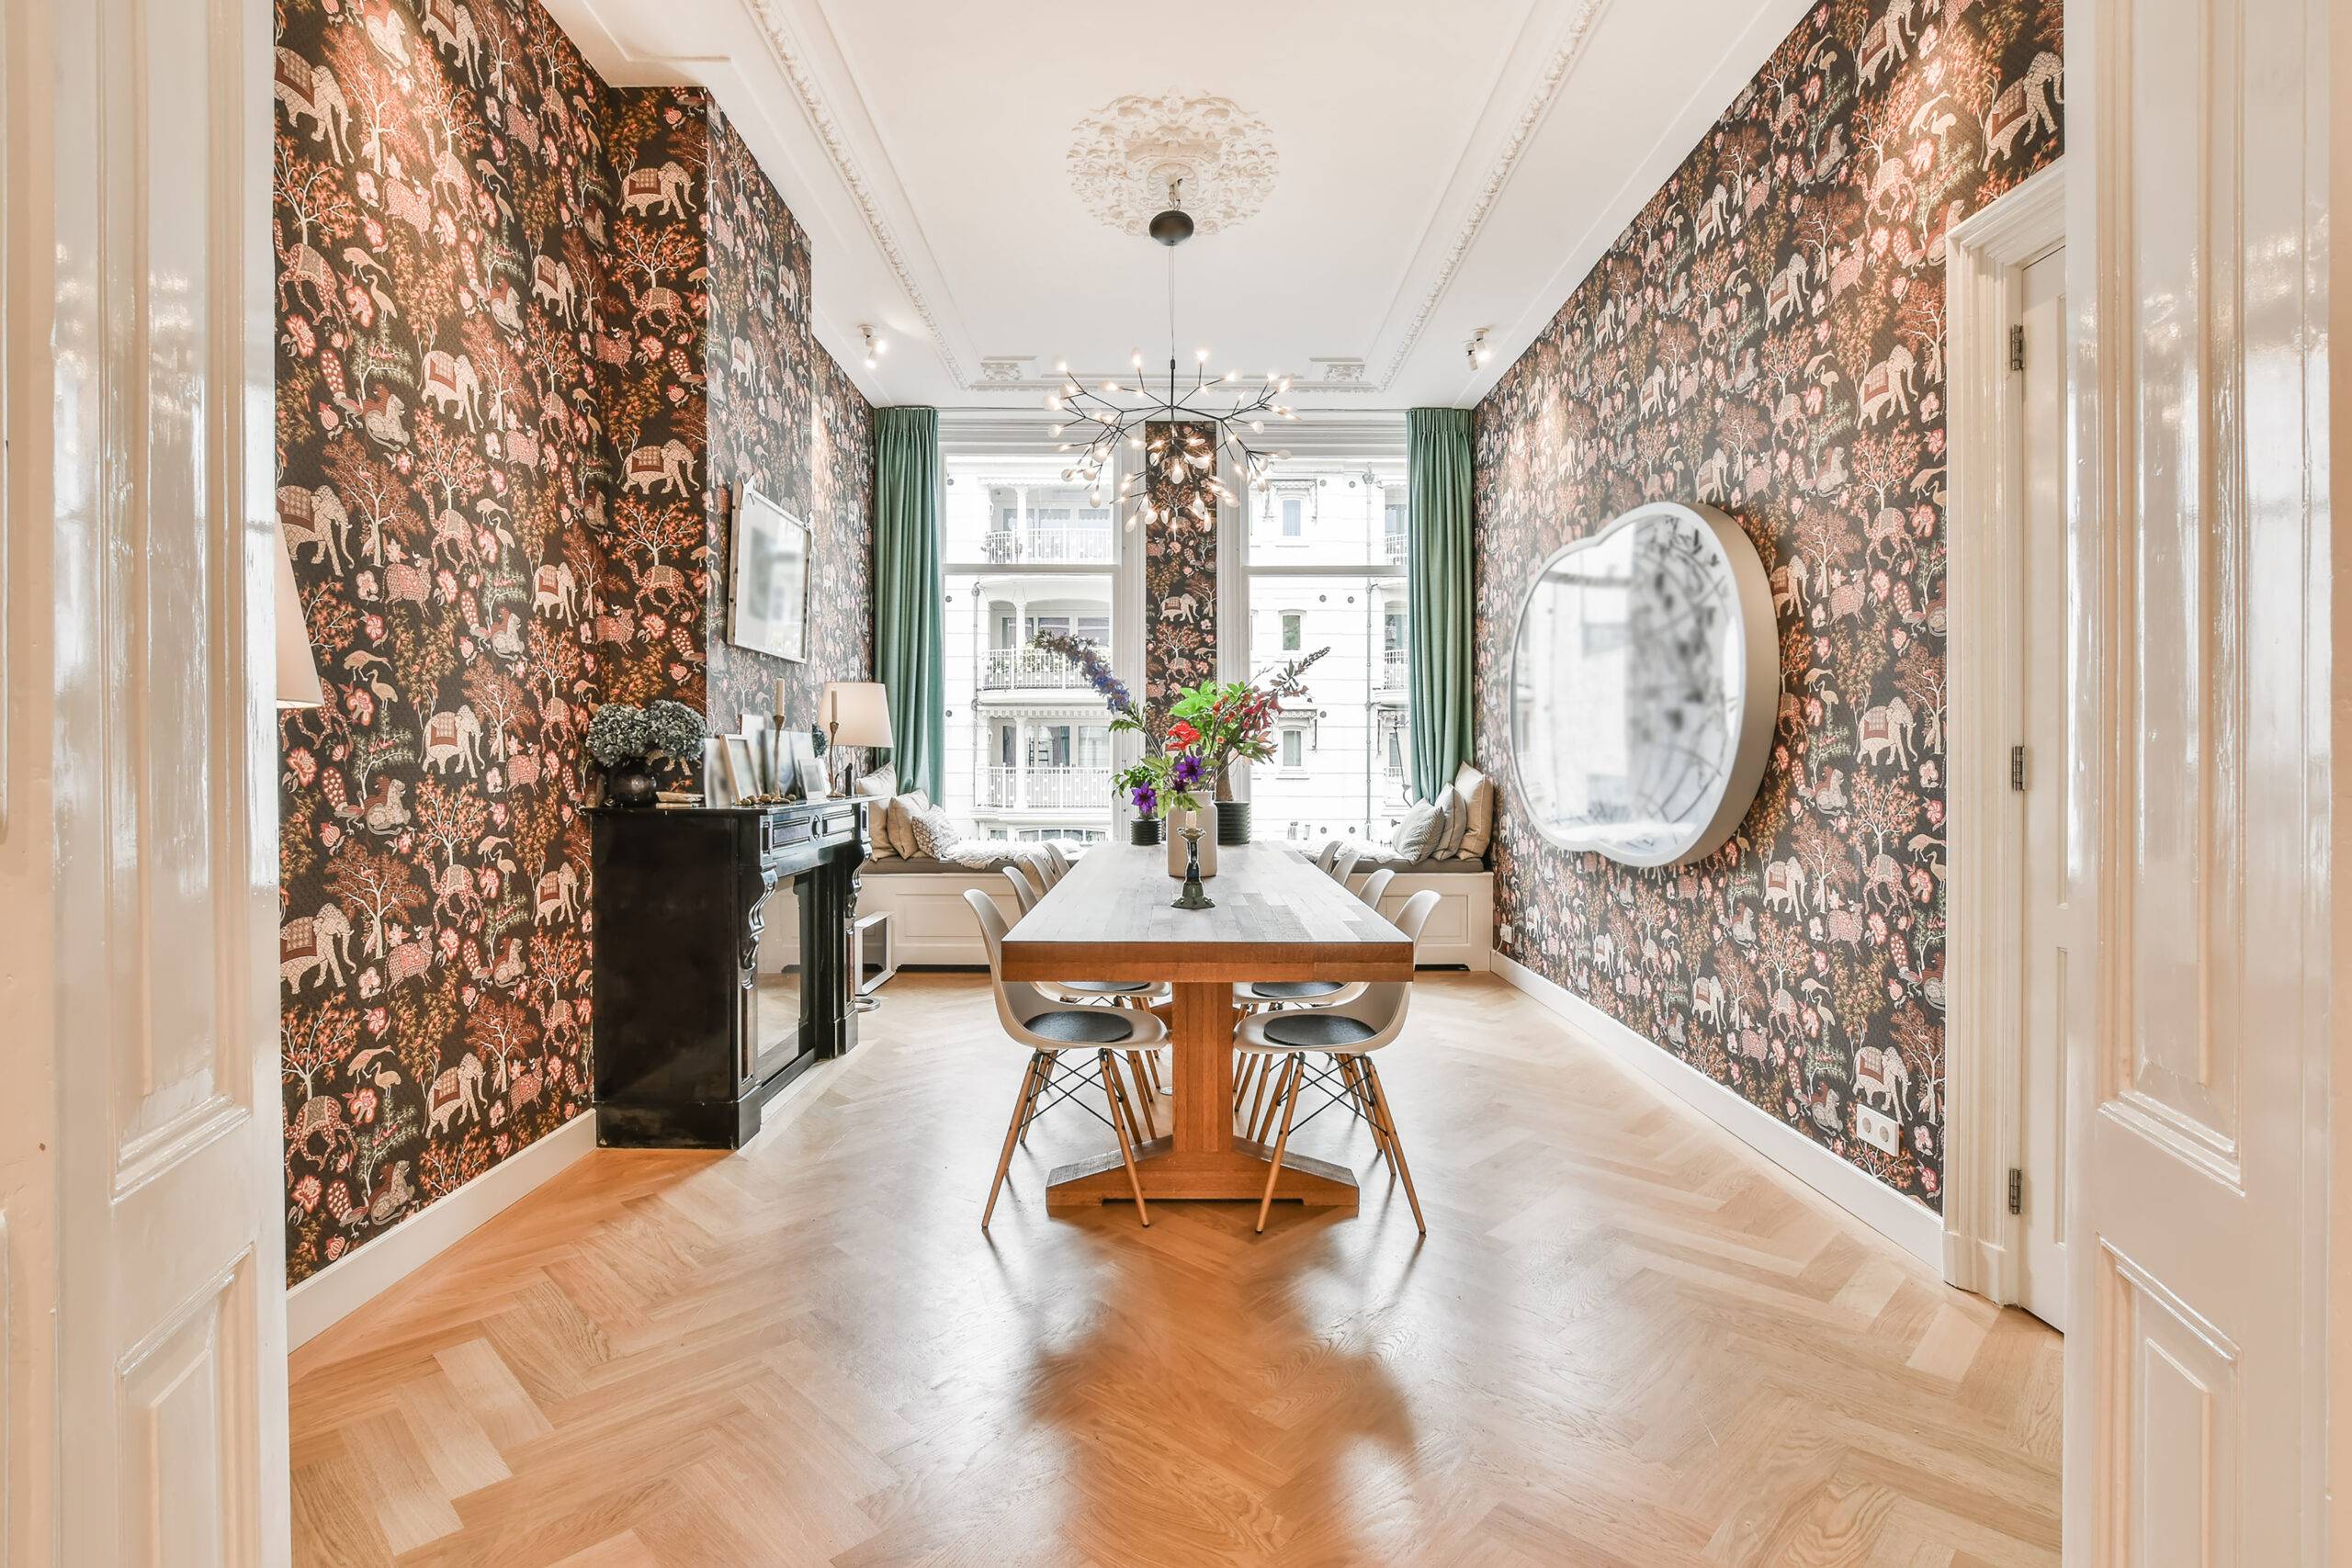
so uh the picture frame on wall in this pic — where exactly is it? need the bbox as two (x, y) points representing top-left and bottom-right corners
(727, 484), (811, 663)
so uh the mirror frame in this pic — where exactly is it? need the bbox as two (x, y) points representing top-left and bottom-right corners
(1505, 500), (1779, 868)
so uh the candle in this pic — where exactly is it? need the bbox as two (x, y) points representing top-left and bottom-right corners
(773, 676), (788, 718)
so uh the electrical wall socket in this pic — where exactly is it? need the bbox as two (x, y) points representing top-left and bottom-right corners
(1498, 922), (1515, 947)
(1854, 1104), (1900, 1155)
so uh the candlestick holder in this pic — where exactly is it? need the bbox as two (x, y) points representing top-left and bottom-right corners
(1172, 827), (1216, 911)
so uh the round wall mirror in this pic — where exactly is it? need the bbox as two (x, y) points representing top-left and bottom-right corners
(1507, 501), (1777, 868)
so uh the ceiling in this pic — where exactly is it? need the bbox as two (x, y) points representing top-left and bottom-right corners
(548, 0), (1812, 411)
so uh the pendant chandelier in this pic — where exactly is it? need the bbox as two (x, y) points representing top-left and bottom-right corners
(1045, 180), (1299, 531)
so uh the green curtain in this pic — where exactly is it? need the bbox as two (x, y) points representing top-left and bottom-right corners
(873, 406), (944, 801)
(1406, 407), (1474, 804)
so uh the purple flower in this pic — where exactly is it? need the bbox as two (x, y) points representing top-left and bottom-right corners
(1130, 784), (1158, 818)
(1171, 753), (1203, 789)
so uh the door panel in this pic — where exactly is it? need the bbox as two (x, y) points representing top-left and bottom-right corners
(37, 0), (291, 1558)
(2064, 0), (2327, 1558)
(2018, 247), (2071, 1328)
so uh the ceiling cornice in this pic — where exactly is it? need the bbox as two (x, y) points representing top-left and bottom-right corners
(741, 0), (971, 387)
(738, 0), (1617, 400)
(1371, 0), (1610, 390)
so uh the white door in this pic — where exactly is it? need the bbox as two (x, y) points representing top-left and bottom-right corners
(2014, 247), (2070, 1330)
(2064, 0), (2331, 1559)
(2, 0), (293, 1561)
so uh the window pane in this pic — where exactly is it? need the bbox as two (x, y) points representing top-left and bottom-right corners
(942, 440), (1119, 844)
(1249, 459), (1403, 568)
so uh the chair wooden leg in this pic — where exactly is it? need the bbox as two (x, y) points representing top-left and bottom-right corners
(985, 1052), (1046, 1230)
(1340, 1056), (1389, 1167)
(1096, 1051), (1150, 1227)
(1246, 1055), (1281, 1143)
(1232, 1053), (1258, 1113)
(1256, 1054), (1306, 1233)
(1361, 1058), (1425, 1234)
(1123, 1050), (1159, 1141)
(1017, 1047), (1051, 1146)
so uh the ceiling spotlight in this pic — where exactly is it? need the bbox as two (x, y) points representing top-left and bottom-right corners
(1465, 328), (1494, 370)
(860, 323), (886, 369)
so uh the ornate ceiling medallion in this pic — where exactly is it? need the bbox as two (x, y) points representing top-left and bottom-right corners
(1067, 91), (1279, 237)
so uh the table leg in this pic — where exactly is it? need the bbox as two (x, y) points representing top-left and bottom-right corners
(1046, 981), (1358, 1212)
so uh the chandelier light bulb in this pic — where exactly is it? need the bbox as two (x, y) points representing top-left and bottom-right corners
(1196, 347), (1210, 362)
(1046, 394), (1062, 411)
(1131, 349), (1144, 368)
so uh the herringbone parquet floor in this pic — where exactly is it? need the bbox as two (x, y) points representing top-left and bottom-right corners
(288, 974), (2062, 1568)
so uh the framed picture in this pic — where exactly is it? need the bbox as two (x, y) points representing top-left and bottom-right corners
(797, 755), (831, 800)
(727, 485), (811, 663)
(702, 738), (735, 807)
(775, 728), (817, 799)
(738, 714), (772, 791)
(722, 735), (760, 802)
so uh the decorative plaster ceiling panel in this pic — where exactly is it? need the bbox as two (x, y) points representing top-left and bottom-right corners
(1066, 91), (1279, 237)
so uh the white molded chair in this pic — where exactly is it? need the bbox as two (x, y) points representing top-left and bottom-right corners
(999, 868), (1170, 1120)
(964, 889), (1161, 1229)
(1231, 868), (1396, 1013)
(1234, 888), (1440, 1234)
(1313, 840), (1342, 875)
(1040, 840), (1073, 887)
(1328, 845), (1363, 887)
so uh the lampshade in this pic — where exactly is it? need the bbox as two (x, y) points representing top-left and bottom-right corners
(821, 681), (892, 748)
(275, 535), (325, 709)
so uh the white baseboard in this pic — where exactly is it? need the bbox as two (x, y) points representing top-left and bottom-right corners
(1491, 953), (1943, 1269)
(286, 1111), (599, 1350)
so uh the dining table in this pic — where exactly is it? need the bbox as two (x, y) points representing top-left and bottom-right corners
(999, 840), (1414, 1213)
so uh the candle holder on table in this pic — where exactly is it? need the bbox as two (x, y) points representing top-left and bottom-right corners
(1172, 827), (1216, 911)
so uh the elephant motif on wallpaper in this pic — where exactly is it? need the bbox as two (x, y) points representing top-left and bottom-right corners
(426, 1052), (489, 1134)
(1854, 1045), (1911, 1116)
(423, 704), (486, 776)
(623, 438), (696, 496)
(281, 905), (356, 993)
(621, 159), (693, 218)
(274, 47), (351, 161)
(279, 484), (351, 577)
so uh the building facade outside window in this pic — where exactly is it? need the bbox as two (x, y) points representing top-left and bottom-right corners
(1241, 434), (1411, 844)
(941, 441), (1119, 844)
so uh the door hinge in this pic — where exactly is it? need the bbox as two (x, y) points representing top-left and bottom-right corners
(2007, 1168), (2024, 1216)
(2008, 323), (2026, 372)
(2010, 744), (2027, 791)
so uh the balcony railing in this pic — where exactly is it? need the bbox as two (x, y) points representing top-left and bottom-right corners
(1383, 529), (1408, 565)
(1377, 649), (1408, 690)
(980, 648), (1098, 691)
(982, 525), (1114, 565)
(977, 765), (1113, 811)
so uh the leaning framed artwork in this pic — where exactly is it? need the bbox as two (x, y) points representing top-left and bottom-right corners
(727, 484), (811, 663)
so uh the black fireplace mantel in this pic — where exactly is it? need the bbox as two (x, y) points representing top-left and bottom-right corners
(590, 799), (865, 1148)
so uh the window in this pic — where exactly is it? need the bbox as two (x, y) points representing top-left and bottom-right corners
(942, 438), (1119, 843)
(1243, 436), (1411, 841)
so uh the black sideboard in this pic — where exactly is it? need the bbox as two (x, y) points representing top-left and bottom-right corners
(591, 800), (865, 1148)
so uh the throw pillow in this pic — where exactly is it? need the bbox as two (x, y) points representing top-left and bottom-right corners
(1391, 800), (1442, 863)
(885, 792), (926, 860)
(855, 764), (899, 800)
(909, 798), (957, 861)
(1433, 784), (1470, 860)
(863, 798), (897, 858)
(1453, 762), (1494, 859)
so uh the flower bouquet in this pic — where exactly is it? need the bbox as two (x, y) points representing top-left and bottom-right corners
(586, 699), (707, 808)
(1160, 649), (1328, 842)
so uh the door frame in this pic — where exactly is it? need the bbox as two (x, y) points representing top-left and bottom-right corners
(1941, 158), (2067, 1309)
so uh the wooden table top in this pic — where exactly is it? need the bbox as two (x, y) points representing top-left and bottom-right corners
(999, 842), (1413, 985)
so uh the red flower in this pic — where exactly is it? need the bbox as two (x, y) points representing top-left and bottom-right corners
(1165, 720), (1200, 750)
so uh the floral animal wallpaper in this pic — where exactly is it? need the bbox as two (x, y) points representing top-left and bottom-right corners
(276, 3), (873, 1283)
(275, 0), (614, 1280)
(1142, 421), (1220, 706)
(704, 106), (876, 731)
(1472, 0), (2063, 1207)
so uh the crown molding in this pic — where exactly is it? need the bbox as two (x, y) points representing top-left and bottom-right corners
(740, 0), (971, 387)
(1370, 0), (1610, 390)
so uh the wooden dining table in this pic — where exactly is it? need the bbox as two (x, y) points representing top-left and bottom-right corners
(1000, 841), (1414, 1213)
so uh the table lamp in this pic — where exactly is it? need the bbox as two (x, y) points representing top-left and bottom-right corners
(821, 682), (893, 795)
